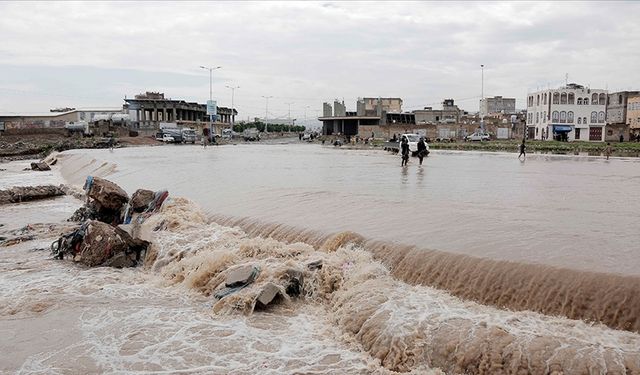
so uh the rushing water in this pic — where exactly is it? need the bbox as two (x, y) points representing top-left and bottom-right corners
(2, 144), (640, 374)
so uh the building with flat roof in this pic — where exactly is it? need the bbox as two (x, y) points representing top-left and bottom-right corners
(0, 108), (123, 131)
(526, 83), (607, 141)
(626, 94), (640, 139)
(413, 99), (464, 125)
(319, 98), (414, 137)
(480, 96), (516, 117)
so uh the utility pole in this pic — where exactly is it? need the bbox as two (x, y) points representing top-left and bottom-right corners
(262, 95), (273, 134)
(225, 85), (239, 127)
(199, 65), (222, 141)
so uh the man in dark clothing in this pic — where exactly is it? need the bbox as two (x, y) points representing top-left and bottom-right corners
(400, 136), (410, 166)
(518, 139), (526, 159)
(417, 137), (428, 165)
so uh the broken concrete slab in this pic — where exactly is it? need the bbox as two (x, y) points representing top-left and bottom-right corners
(225, 264), (260, 288)
(76, 220), (129, 267)
(257, 282), (283, 306)
(0, 185), (65, 205)
(307, 259), (323, 271)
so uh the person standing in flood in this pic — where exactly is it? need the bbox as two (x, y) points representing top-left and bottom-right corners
(401, 136), (409, 166)
(605, 142), (612, 160)
(417, 137), (428, 165)
(518, 139), (526, 159)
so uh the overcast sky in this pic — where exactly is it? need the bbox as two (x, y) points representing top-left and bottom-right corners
(1, 1), (639, 125)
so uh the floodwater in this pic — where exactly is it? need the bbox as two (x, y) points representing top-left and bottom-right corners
(2, 143), (640, 374)
(59, 142), (640, 276)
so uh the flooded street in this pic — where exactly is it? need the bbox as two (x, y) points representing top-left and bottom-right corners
(59, 143), (640, 276)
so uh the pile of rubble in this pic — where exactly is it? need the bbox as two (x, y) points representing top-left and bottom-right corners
(0, 185), (65, 205)
(53, 176), (168, 268)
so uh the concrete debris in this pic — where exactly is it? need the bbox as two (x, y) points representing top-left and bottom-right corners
(30, 162), (51, 171)
(0, 185), (65, 205)
(130, 189), (155, 212)
(256, 282), (283, 307)
(226, 264), (260, 287)
(307, 259), (323, 271)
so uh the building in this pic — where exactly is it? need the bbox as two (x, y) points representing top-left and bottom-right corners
(413, 99), (464, 125)
(526, 83), (607, 141)
(605, 91), (639, 142)
(627, 94), (640, 139)
(0, 108), (123, 132)
(124, 92), (237, 135)
(319, 98), (414, 138)
(480, 96), (516, 117)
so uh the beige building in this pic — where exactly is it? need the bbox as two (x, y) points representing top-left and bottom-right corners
(480, 96), (516, 117)
(627, 94), (640, 138)
(413, 99), (464, 125)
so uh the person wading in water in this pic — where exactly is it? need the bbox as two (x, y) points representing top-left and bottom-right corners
(417, 137), (428, 165)
(518, 138), (526, 160)
(401, 136), (410, 167)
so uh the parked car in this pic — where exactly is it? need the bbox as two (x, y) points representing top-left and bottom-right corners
(181, 128), (196, 144)
(401, 133), (429, 155)
(302, 133), (311, 141)
(465, 132), (491, 141)
(162, 134), (175, 143)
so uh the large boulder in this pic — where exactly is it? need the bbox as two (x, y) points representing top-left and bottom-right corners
(130, 189), (155, 212)
(30, 162), (51, 171)
(87, 177), (129, 211)
(74, 220), (147, 267)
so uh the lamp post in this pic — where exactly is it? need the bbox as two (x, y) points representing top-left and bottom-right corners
(262, 95), (273, 134)
(225, 85), (239, 127)
(480, 64), (485, 132)
(199, 65), (221, 141)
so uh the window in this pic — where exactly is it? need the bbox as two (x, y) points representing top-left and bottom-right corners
(536, 127), (539, 135)
(568, 92), (575, 104)
(544, 93), (547, 104)
(537, 95), (540, 106)
(589, 127), (602, 141)
(536, 112), (539, 123)
(552, 111), (559, 122)
(619, 94), (623, 104)
(543, 111), (546, 122)
(575, 128), (581, 139)
(568, 111), (574, 123)
(599, 93), (606, 105)
(553, 92), (560, 104)
(591, 111), (597, 123)
(608, 129), (613, 136)
(577, 98), (583, 105)
(560, 111), (567, 123)
(578, 117), (582, 124)
(583, 117), (587, 124)
(592, 93), (598, 105)
(561, 93), (567, 104)
(598, 111), (605, 123)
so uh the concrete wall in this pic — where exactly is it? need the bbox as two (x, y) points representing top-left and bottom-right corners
(480, 96), (516, 116)
(607, 91), (640, 125)
(627, 96), (640, 133)
(323, 103), (332, 117)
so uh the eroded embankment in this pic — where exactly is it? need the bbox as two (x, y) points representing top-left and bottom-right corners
(210, 215), (640, 334)
(145, 201), (640, 374)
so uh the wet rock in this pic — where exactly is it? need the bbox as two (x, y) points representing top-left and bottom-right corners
(283, 268), (304, 297)
(256, 283), (283, 307)
(68, 203), (98, 222)
(76, 221), (129, 267)
(0, 185), (65, 205)
(130, 189), (155, 212)
(87, 177), (129, 211)
(30, 162), (51, 171)
(226, 264), (259, 288)
(307, 259), (323, 270)
(101, 252), (137, 268)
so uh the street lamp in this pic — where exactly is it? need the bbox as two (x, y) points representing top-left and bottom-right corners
(225, 85), (239, 127)
(200, 65), (222, 141)
(262, 95), (273, 134)
(480, 64), (485, 133)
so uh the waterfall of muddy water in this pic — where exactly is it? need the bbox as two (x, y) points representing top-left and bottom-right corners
(55, 145), (640, 331)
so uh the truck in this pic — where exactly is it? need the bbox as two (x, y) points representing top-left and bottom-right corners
(65, 121), (92, 137)
(181, 128), (196, 144)
(243, 128), (260, 141)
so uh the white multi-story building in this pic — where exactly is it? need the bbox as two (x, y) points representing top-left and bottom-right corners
(526, 83), (607, 141)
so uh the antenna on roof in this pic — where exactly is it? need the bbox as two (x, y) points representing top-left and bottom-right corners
(565, 73), (568, 87)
